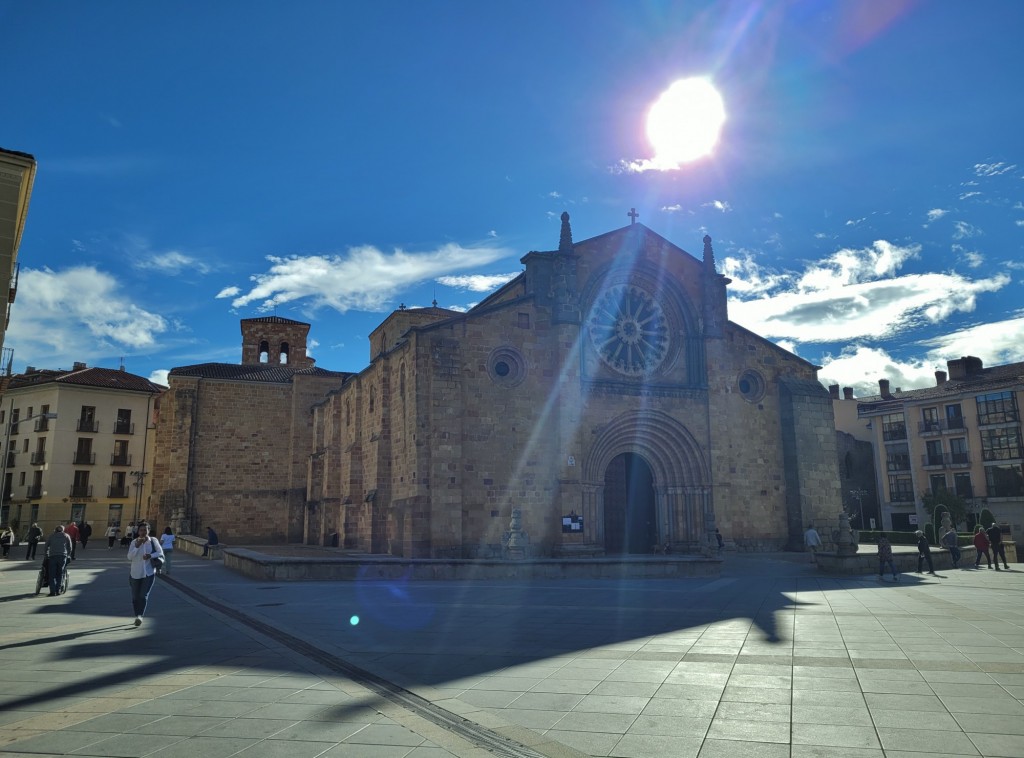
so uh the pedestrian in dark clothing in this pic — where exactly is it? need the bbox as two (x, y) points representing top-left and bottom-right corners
(942, 528), (961, 568)
(878, 536), (898, 580)
(974, 525), (992, 569)
(987, 523), (1010, 570)
(202, 526), (219, 557)
(44, 525), (73, 596)
(916, 530), (936, 575)
(79, 521), (92, 549)
(715, 528), (724, 553)
(25, 522), (43, 560)
(0, 527), (12, 558)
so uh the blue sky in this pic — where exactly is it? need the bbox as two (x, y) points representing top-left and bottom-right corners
(2, 1), (1022, 396)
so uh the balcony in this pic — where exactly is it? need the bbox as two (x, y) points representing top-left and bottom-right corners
(76, 419), (99, 433)
(34, 418), (50, 432)
(918, 420), (943, 435)
(110, 453), (132, 466)
(113, 421), (135, 435)
(27, 485), (43, 499)
(108, 485), (130, 498)
(921, 452), (972, 469)
(72, 452), (96, 465)
(69, 485), (93, 498)
(945, 416), (966, 431)
(30, 451), (45, 465)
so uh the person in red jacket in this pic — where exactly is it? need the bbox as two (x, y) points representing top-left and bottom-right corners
(974, 525), (992, 569)
(64, 521), (80, 560)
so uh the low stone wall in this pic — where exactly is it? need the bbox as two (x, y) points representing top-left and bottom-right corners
(175, 534), (223, 559)
(817, 546), (977, 574)
(222, 549), (721, 582)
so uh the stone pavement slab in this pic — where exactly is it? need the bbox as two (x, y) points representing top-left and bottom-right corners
(3, 548), (1024, 757)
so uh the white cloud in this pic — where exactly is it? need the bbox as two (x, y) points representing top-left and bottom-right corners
(436, 273), (519, 292)
(6, 266), (168, 368)
(148, 369), (169, 386)
(959, 191), (982, 200)
(703, 200), (731, 212)
(953, 245), (984, 268)
(134, 249), (212, 275)
(216, 286), (241, 299)
(845, 218), (866, 227)
(661, 204), (683, 213)
(925, 208), (948, 223)
(726, 240), (1009, 344)
(1016, 220), (1024, 227)
(229, 243), (513, 313)
(974, 162), (1016, 177)
(953, 220), (980, 239)
(920, 313), (1024, 366)
(818, 346), (939, 398)
(488, 230), (497, 238)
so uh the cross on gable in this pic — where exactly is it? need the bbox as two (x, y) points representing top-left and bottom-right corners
(628, 208), (639, 224)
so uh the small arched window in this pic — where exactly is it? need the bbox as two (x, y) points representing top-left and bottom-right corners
(258, 340), (270, 363)
(280, 342), (290, 364)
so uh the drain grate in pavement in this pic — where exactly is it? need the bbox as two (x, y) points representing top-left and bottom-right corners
(164, 576), (561, 758)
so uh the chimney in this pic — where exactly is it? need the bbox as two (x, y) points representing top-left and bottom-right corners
(72, 362), (87, 371)
(878, 378), (892, 399)
(25, 366), (35, 373)
(948, 355), (984, 380)
(843, 387), (854, 400)
(828, 384), (840, 399)
(935, 370), (947, 385)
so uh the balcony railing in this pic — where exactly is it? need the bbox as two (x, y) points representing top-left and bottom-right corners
(918, 418), (967, 434)
(69, 485), (93, 498)
(27, 485), (43, 499)
(113, 421), (135, 435)
(34, 418), (50, 432)
(30, 451), (45, 465)
(108, 486), (130, 498)
(882, 424), (907, 442)
(76, 419), (99, 433)
(72, 452), (96, 465)
(946, 416), (966, 431)
(921, 452), (972, 468)
(110, 453), (132, 466)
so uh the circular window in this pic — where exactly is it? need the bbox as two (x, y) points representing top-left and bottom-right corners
(488, 348), (526, 387)
(588, 284), (669, 376)
(737, 370), (766, 403)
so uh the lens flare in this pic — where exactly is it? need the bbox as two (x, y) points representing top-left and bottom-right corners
(349, 615), (360, 626)
(646, 77), (726, 166)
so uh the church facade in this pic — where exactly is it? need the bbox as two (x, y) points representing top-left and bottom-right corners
(306, 216), (842, 557)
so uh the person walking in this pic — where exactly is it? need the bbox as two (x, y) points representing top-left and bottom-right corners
(916, 530), (937, 575)
(105, 524), (119, 549)
(64, 521), (80, 560)
(158, 526), (175, 575)
(987, 522), (1010, 570)
(804, 524), (822, 563)
(24, 522), (43, 560)
(127, 521), (163, 626)
(973, 525), (992, 569)
(201, 526), (219, 557)
(877, 535), (898, 580)
(79, 521), (92, 550)
(0, 526), (13, 558)
(44, 525), (73, 596)
(942, 527), (961, 568)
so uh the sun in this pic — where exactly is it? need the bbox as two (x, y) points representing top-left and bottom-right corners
(646, 77), (726, 166)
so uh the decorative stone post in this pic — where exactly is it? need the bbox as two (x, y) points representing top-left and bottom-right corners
(506, 508), (527, 560)
(835, 510), (858, 556)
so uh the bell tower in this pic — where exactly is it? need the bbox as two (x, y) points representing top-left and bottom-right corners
(240, 316), (315, 368)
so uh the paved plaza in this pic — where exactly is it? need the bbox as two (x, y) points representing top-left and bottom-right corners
(2, 547), (1024, 758)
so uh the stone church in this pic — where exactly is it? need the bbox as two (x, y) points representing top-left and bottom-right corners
(303, 215), (842, 557)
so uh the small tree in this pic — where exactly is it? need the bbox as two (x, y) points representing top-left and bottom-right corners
(921, 489), (967, 529)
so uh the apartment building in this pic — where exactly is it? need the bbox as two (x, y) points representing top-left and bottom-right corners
(835, 356), (1024, 544)
(0, 147), (37, 354)
(0, 363), (164, 535)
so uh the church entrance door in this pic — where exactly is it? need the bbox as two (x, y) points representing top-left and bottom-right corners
(603, 453), (657, 554)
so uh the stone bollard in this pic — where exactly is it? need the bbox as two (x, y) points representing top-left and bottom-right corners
(835, 510), (858, 556)
(506, 508), (527, 560)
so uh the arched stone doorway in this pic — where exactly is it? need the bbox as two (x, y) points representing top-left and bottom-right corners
(603, 452), (657, 554)
(581, 410), (713, 553)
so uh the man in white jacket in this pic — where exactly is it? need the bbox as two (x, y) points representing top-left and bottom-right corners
(127, 521), (164, 627)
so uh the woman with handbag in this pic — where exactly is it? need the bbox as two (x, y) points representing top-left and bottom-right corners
(127, 521), (164, 627)
(158, 526), (175, 575)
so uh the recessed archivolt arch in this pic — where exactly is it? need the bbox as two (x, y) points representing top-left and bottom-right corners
(584, 410), (709, 487)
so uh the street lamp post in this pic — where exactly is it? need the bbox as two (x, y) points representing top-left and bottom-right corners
(0, 398), (57, 512)
(129, 469), (148, 525)
(850, 488), (868, 529)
